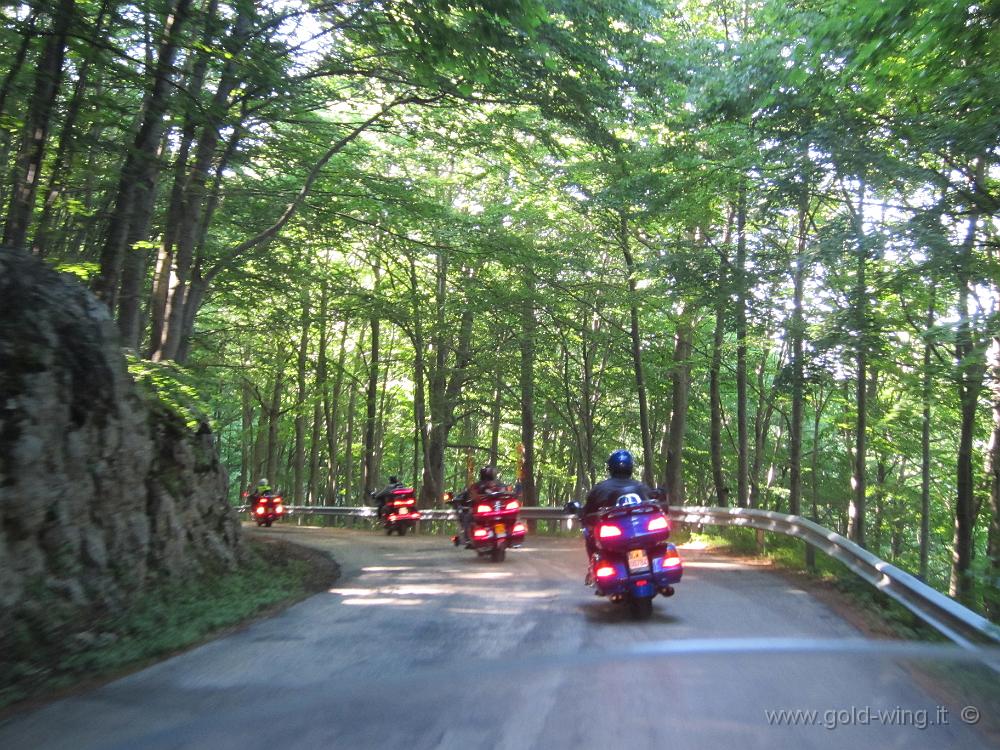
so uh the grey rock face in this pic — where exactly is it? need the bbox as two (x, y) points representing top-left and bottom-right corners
(0, 249), (242, 654)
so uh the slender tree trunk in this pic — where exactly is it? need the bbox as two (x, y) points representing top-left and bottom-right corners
(293, 290), (310, 505)
(489, 366), (502, 465)
(788, 184), (807, 518)
(951, 209), (985, 601)
(520, 269), (537, 507)
(32, 0), (112, 257)
(710, 278), (729, 506)
(735, 178), (750, 507)
(619, 212), (655, 484)
(265, 360), (284, 484)
(3, 0), (74, 249)
(343, 375), (358, 502)
(93, 0), (194, 310)
(850, 185), (868, 545)
(985, 335), (1000, 619)
(920, 290), (935, 580)
(664, 315), (693, 503)
(362, 314), (380, 497)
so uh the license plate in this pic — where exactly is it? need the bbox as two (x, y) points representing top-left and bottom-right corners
(494, 523), (507, 537)
(627, 549), (649, 572)
(398, 508), (408, 515)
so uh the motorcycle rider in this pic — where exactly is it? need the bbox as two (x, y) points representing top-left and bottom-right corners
(582, 450), (655, 560)
(373, 475), (404, 519)
(250, 478), (272, 504)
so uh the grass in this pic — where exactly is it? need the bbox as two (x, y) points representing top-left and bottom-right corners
(1, 539), (337, 713)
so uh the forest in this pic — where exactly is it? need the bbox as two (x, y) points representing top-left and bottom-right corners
(0, 0), (997, 616)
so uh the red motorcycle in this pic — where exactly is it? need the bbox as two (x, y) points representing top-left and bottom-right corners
(251, 492), (285, 527)
(381, 487), (421, 535)
(451, 489), (526, 562)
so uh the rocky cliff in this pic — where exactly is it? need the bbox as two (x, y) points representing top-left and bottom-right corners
(0, 249), (241, 656)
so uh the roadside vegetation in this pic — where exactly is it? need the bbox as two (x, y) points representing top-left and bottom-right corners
(1, 539), (337, 712)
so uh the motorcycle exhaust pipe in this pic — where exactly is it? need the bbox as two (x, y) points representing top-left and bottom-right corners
(658, 585), (675, 597)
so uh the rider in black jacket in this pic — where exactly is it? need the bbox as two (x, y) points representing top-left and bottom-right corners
(582, 450), (655, 558)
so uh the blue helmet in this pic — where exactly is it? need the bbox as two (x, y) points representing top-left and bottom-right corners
(606, 449), (634, 478)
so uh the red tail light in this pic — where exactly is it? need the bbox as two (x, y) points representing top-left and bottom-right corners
(595, 564), (617, 578)
(663, 551), (682, 568)
(473, 528), (490, 539)
(505, 500), (520, 510)
(635, 579), (648, 587)
(275, 496), (282, 503)
(647, 516), (669, 532)
(387, 513), (397, 521)
(475, 504), (492, 514)
(598, 524), (622, 538)
(275, 505), (284, 514)
(255, 506), (265, 515)
(512, 522), (525, 534)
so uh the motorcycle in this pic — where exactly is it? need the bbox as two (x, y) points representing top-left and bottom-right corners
(252, 492), (285, 527)
(566, 495), (683, 619)
(448, 488), (526, 562)
(379, 487), (422, 535)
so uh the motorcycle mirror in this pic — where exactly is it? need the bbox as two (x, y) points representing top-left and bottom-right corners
(564, 500), (582, 516)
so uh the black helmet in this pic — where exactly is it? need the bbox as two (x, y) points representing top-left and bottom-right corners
(606, 450), (634, 478)
(388, 475), (399, 484)
(479, 466), (496, 482)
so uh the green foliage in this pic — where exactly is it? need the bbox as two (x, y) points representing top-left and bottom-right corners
(127, 355), (212, 432)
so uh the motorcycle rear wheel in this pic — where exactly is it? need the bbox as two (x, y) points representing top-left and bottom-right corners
(491, 546), (506, 563)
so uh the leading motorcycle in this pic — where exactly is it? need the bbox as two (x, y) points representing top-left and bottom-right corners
(251, 492), (285, 527)
(566, 495), (683, 619)
(378, 487), (422, 535)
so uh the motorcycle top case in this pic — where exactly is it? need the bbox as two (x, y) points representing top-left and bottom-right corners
(593, 504), (671, 553)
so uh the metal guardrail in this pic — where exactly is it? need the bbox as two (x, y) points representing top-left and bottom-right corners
(244, 503), (1000, 649)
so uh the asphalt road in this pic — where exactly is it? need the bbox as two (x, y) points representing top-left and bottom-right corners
(1, 525), (995, 749)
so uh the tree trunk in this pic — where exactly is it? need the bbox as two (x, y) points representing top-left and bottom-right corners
(985, 335), (1000, 620)
(3, 0), (74, 249)
(735, 178), (750, 507)
(951, 210), (985, 601)
(788, 183), (807, 518)
(664, 315), (693, 503)
(293, 290), (310, 505)
(849, 185), (869, 546)
(362, 313), (380, 497)
(619, 212), (655, 484)
(920, 290), (935, 580)
(520, 269), (537, 507)
(31, 0), (112, 257)
(93, 0), (193, 310)
(710, 276), (729, 506)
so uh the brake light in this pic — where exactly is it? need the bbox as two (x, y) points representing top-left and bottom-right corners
(598, 524), (622, 538)
(255, 506), (265, 515)
(512, 522), (525, 534)
(275, 496), (282, 503)
(647, 516), (669, 532)
(473, 528), (490, 539)
(505, 500), (520, 510)
(387, 513), (397, 521)
(275, 505), (284, 514)
(635, 579), (648, 587)
(476, 504), (492, 514)
(595, 564), (617, 578)
(663, 551), (682, 568)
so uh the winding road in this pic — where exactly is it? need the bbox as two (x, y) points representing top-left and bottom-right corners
(1, 525), (995, 749)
